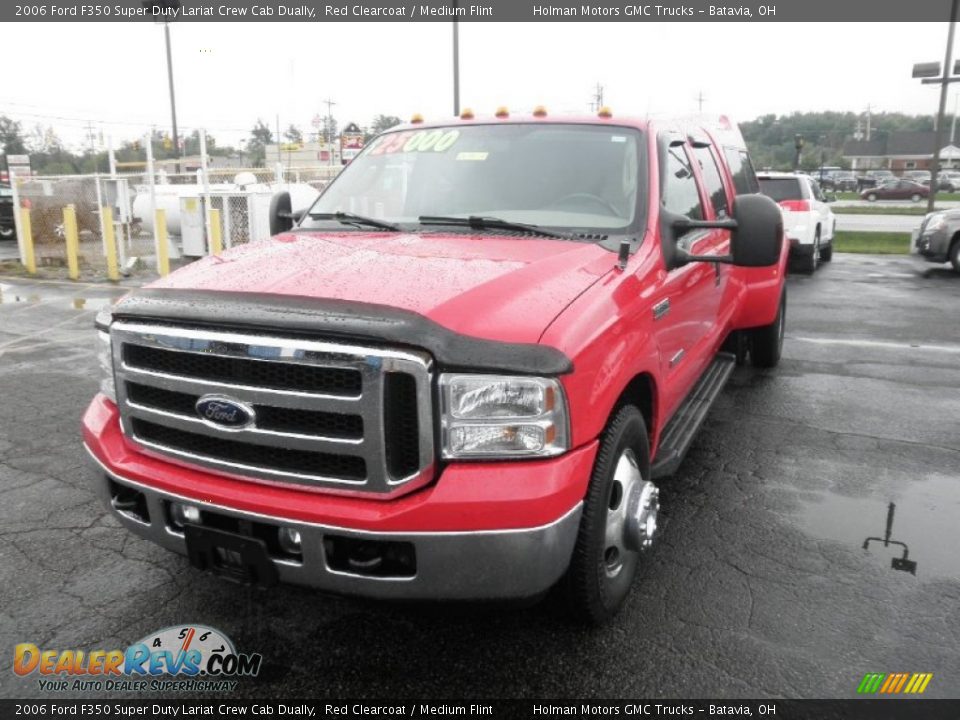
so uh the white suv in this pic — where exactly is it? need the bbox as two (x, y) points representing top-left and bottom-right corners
(757, 172), (836, 273)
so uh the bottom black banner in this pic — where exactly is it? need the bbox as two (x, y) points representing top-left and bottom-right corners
(2, 700), (960, 720)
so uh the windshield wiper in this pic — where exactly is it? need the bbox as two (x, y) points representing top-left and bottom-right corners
(418, 215), (570, 239)
(307, 211), (402, 232)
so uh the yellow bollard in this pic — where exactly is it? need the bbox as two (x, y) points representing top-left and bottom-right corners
(20, 207), (36, 275)
(155, 208), (170, 276)
(63, 204), (80, 281)
(101, 206), (120, 282)
(209, 208), (223, 255)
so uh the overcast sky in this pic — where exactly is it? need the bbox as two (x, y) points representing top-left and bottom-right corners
(3, 21), (958, 150)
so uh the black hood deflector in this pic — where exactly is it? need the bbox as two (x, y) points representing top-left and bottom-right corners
(111, 288), (573, 376)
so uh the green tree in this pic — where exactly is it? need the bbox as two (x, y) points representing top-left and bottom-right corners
(283, 124), (304, 144)
(248, 119), (273, 167)
(366, 114), (402, 141)
(319, 116), (339, 146)
(0, 115), (27, 155)
(740, 111), (939, 171)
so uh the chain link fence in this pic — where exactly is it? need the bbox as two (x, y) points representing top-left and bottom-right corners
(5, 148), (343, 281)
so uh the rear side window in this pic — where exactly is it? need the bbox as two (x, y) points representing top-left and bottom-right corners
(662, 145), (703, 221)
(758, 177), (806, 202)
(725, 148), (760, 195)
(693, 145), (730, 218)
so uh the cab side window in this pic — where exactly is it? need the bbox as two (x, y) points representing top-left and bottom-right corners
(662, 144), (704, 221)
(725, 148), (760, 195)
(693, 145), (730, 218)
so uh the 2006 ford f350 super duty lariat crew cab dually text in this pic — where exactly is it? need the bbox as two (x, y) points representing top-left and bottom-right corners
(83, 111), (787, 624)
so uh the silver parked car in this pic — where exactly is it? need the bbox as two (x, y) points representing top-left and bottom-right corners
(913, 210), (960, 271)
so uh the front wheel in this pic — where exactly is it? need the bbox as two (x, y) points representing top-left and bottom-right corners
(911, 194), (922, 202)
(564, 405), (657, 625)
(867, 193), (877, 202)
(751, 289), (786, 369)
(950, 240), (960, 272)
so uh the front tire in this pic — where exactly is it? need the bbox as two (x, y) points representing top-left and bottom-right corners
(564, 405), (656, 625)
(867, 193), (877, 202)
(911, 193), (922, 202)
(950, 239), (960, 272)
(751, 289), (786, 369)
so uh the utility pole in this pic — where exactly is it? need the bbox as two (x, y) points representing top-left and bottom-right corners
(322, 97), (336, 166)
(953, 93), (958, 144)
(929, 0), (958, 213)
(696, 91), (706, 113)
(865, 103), (872, 141)
(163, 21), (179, 172)
(452, 0), (460, 116)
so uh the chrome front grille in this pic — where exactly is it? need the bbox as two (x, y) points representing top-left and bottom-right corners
(111, 322), (434, 496)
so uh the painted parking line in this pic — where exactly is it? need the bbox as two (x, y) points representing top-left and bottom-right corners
(790, 336), (960, 354)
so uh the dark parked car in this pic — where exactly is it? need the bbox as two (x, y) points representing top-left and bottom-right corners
(831, 171), (858, 191)
(857, 170), (895, 191)
(0, 184), (16, 241)
(860, 180), (930, 202)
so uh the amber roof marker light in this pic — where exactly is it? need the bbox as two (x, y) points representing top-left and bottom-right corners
(598, 106), (613, 118)
(411, 113), (424, 124)
(460, 108), (475, 120)
(533, 105), (548, 117)
(495, 106), (510, 118)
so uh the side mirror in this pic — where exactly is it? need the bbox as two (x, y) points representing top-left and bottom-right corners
(730, 193), (783, 267)
(269, 191), (294, 236)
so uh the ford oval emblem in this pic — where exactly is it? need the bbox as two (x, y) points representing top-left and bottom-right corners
(195, 395), (255, 430)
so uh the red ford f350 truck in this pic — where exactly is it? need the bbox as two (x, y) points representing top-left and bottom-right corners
(83, 112), (787, 623)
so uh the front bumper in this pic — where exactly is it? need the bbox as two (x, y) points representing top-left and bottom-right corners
(912, 228), (950, 263)
(83, 396), (593, 600)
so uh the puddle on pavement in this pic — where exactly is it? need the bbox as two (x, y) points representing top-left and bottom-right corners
(70, 297), (118, 311)
(0, 283), (40, 304)
(792, 473), (960, 581)
(0, 283), (121, 310)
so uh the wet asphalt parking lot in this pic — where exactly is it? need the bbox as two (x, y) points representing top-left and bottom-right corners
(0, 253), (958, 700)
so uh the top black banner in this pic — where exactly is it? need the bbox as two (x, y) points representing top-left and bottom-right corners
(4, 0), (956, 22)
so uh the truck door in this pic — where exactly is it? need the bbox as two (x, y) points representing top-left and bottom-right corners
(654, 140), (727, 419)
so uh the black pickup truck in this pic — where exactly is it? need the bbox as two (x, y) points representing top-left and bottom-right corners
(0, 185), (16, 241)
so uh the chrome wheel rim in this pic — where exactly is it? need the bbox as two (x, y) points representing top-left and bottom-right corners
(603, 448), (659, 578)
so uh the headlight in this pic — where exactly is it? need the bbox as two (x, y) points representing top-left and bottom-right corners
(923, 214), (946, 233)
(95, 306), (116, 402)
(439, 374), (569, 458)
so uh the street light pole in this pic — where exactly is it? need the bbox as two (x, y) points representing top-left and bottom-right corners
(163, 20), (179, 172)
(928, 0), (959, 213)
(452, 3), (460, 116)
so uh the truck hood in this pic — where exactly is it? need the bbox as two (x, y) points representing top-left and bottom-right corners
(149, 230), (614, 344)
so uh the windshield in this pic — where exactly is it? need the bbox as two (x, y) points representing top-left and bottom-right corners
(300, 123), (644, 234)
(758, 177), (804, 201)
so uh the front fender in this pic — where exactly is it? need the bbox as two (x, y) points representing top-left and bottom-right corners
(730, 233), (789, 330)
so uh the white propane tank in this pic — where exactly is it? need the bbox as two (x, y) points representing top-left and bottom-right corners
(133, 178), (321, 238)
(133, 186), (187, 235)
